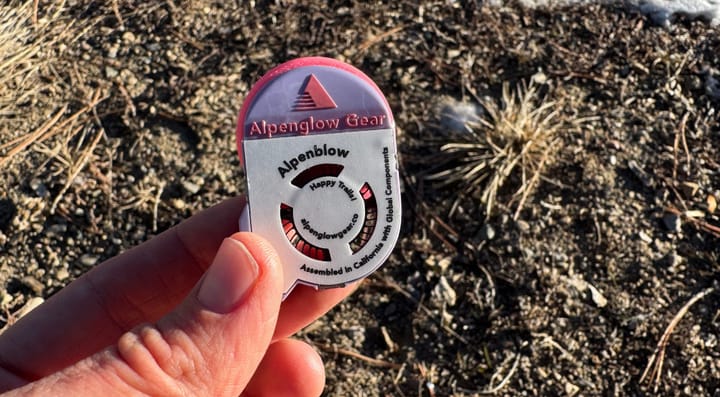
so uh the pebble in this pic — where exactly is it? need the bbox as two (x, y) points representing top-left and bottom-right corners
(638, 231), (653, 243)
(107, 44), (119, 58)
(105, 66), (118, 78)
(122, 31), (136, 43)
(56, 268), (70, 281)
(434, 276), (457, 306)
(80, 254), (99, 266)
(436, 257), (451, 272)
(182, 181), (201, 194)
(588, 284), (608, 308)
(532, 71), (548, 84)
(707, 194), (717, 214)
(516, 220), (530, 232)
(21, 276), (44, 295)
(30, 178), (48, 197)
(479, 223), (495, 240)
(663, 212), (681, 232)
(47, 223), (68, 237)
(171, 198), (187, 210)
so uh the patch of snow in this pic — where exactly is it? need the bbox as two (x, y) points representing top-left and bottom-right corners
(488, 0), (720, 26)
(636, 0), (720, 26)
(438, 97), (482, 133)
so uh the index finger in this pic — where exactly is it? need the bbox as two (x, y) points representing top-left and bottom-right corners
(0, 196), (355, 382)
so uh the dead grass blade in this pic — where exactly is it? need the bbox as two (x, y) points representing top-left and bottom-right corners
(640, 287), (715, 392)
(0, 91), (107, 168)
(312, 341), (402, 369)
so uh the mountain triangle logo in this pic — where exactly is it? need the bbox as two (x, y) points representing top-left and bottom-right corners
(293, 74), (337, 111)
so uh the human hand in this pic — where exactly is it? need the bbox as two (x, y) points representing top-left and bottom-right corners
(0, 197), (355, 396)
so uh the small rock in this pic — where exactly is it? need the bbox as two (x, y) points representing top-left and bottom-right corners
(121, 31), (136, 43)
(587, 284), (608, 308)
(47, 223), (68, 237)
(0, 231), (6, 246)
(663, 212), (681, 232)
(105, 66), (118, 78)
(705, 72), (720, 99)
(182, 181), (201, 194)
(707, 194), (717, 214)
(436, 257), (451, 272)
(56, 268), (70, 281)
(80, 254), (99, 267)
(638, 231), (653, 243)
(446, 49), (461, 58)
(479, 224), (495, 240)
(516, 220), (530, 233)
(171, 198), (187, 210)
(609, 155), (617, 165)
(433, 276), (457, 306)
(21, 276), (44, 295)
(107, 44), (119, 59)
(30, 178), (49, 197)
(531, 71), (548, 84)
(565, 381), (580, 396)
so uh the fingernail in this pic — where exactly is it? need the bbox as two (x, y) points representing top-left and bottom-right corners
(198, 238), (259, 313)
(238, 204), (250, 232)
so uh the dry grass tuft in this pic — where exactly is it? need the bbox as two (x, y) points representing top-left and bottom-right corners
(427, 83), (568, 219)
(0, 0), (92, 169)
(0, 1), (69, 117)
(0, 1), (42, 118)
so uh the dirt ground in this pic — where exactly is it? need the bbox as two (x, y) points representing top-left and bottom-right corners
(1, 1), (719, 396)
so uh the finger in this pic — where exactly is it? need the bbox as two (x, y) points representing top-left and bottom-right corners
(274, 282), (358, 340)
(0, 197), (247, 381)
(242, 339), (325, 397)
(0, 197), (356, 382)
(3, 234), (283, 397)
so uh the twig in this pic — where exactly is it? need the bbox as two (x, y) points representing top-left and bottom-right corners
(0, 106), (67, 167)
(479, 347), (522, 395)
(152, 182), (165, 232)
(640, 287), (715, 391)
(313, 342), (401, 369)
(117, 83), (137, 117)
(356, 25), (405, 54)
(111, 0), (125, 30)
(665, 205), (720, 238)
(513, 142), (553, 220)
(32, 0), (39, 26)
(50, 128), (104, 213)
(456, 342), (526, 395)
(672, 113), (691, 180)
(0, 90), (107, 168)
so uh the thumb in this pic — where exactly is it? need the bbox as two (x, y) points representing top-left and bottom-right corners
(10, 233), (283, 397)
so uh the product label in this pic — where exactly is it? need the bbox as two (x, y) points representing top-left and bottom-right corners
(238, 59), (401, 299)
